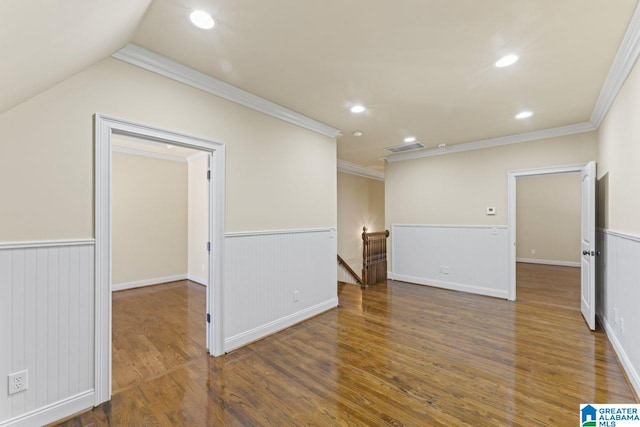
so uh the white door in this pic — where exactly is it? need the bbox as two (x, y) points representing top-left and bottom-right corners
(580, 161), (596, 330)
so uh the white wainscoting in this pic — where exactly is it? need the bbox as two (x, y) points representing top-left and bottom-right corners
(224, 228), (338, 352)
(391, 225), (510, 299)
(0, 240), (95, 426)
(597, 228), (640, 397)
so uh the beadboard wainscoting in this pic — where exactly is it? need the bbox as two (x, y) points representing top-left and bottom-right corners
(391, 225), (510, 298)
(597, 228), (640, 397)
(224, 228), (338, 352)
(0, 240), (95, 427)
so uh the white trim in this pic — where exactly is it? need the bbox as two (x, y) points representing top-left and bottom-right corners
(187, 151), (209, 162)
(391, 274), (508, 299)
(0, 239), (94, 250)
(598, 227), (640, 243)
(225, 227), (336, 238)
(112, 44), (341, 139)
(224, 298), (338, 352)
(507, 163), (586, 301)
(0, 390), (94, 427)
(387, 271), (393, 280)
(590, 1), (640, 127)
(516, 258), (580, 268)
(337, 159), (384, 181)
(600, 315), (640, 398)
(188, 274), (208, 286)
(112, 274), (188, 292)
(94, 114), (225, 407)
(112, 145), (187, 162)
(385, 122), (596, 163)
(392, 224), (508, 230)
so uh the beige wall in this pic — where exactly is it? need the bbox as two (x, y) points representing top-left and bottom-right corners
(112, 151), (187, 284)
(188, 154), (209, 284)
(337, 172), (385, 275)
(0, 57), (336, 242)
(598, 53), (640, 236)
(516, 173), (581, 264)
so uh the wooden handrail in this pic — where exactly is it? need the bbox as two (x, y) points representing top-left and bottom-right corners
(361, 227), (390, 287)
(337, 255), (363, 285)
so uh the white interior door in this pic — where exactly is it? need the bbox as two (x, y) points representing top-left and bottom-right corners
(580, 161), (596, 330)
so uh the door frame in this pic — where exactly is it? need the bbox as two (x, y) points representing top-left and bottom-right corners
(507, 163), (586, 301)
(94, 114), (226, 406)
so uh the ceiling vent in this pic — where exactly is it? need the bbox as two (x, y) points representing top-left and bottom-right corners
(385, 141), (425, 153)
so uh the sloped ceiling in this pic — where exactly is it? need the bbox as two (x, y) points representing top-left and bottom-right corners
(3, 0), (638, 170)
(0, 0), (151, 114)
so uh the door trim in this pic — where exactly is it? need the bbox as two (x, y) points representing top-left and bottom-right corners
(507, 163), (587, 301)
(94, 114), (226, 406)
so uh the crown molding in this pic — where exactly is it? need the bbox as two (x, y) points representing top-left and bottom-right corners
(113, 44), (341, 139)
(385, 121), (596, 163)
(590, 1), (640, 127)
(112, 144), (188, 162)
(337, 159), (384, 181)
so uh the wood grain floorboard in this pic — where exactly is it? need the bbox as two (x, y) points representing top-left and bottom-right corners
(52, 264), (636, 426)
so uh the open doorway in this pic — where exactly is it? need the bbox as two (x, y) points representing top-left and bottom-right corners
(110, 135), (210, 394)
(94, 114), (225, 406)
(507, 162), (596, 329)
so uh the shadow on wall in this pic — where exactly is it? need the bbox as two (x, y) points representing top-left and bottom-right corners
(597, 172), (609, 229)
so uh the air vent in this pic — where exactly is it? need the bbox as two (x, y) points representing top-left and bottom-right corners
(385, 142), (425, 153)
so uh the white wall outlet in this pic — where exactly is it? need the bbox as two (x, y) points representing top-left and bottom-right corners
(8, 370), (28, 395)
(620, 318), (624, 333)
(486, 207), (496, 215)
(293, 290), (299, 302)
(530, 249), (536, 255)
(441, 266), (450, 275)
(201, 264), (205, 272)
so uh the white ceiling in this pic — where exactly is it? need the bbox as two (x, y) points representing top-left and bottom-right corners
(3, 1), (638, 170)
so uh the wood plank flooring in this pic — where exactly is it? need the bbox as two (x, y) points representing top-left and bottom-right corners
(54, 264), (636, 426)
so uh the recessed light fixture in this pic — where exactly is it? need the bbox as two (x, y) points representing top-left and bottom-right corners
(190, 10), (215, 30)
(495, 54), (519, 68)
(515, 111), (533, 119)
(438, 143), (447, 149)
(350, 105), (366, 114)
(404, 136), (416, 143)
(352, 130), (363, 137)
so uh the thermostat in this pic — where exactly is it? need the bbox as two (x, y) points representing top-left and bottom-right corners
(486, 207), (496, 216)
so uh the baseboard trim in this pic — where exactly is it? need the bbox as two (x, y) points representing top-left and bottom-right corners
(112, 274), (188, 291)
(187, 274), (208, 286)
(224, 297), (339, 352)
(392, 273), (508, 299)
(600, 315), (640, 399)
(516, 258), (580, 268)
(0, 390), (94, 427)
(387, 271), (394, 280)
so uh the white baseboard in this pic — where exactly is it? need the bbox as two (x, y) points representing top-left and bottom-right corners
(187, 274), (208, 286)
(392, 273), (508, 299)
(0, 390), (94, 427)
(516, 258), (580, 268)
(224, 297), (339, 352)
(600, 315), (640, 398)
(112, 274), (188, 291)
(387, 271), (393, 280)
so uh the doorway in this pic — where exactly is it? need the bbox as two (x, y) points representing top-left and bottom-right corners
(94, 114), (225, 406)
(507, 162), (596, 329)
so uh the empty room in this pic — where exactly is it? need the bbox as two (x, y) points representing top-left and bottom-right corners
(1, 1), (640, 426)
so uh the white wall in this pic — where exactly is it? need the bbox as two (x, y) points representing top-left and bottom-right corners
(188, 154), (209, 286)
(596, 49), (640, 397)
(0, 58), (337, 425)
(112, 151), (188, 289)
(516, 173), (581, 266)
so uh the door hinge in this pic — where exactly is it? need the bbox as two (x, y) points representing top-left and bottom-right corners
(206, 313), (211, 323)
(207, 242), (211, 252)
(207, 170), (211, 180)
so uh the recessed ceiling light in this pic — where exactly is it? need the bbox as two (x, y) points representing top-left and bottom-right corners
(515, 111), (533, 119)
(190, 10), (215, 30)
(404, 136), (416, 143)
(350, 105), (366, 114)
(495, 54), (519, 68)
(352, 130), (363, 137)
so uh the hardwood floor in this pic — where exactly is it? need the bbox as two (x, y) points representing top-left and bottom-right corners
(54, 264), (636, 426)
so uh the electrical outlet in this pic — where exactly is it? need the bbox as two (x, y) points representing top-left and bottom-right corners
(530, 249), (536, 255)
(620, 318), (624, 333)
(293, 290), (299, 302)
(8, 370), (28, 395)
(442, 266), (450, 275)
(201, 264), (205, 272)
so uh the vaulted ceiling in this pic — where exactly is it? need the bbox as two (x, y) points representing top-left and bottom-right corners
(3, 0), (638, 171)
